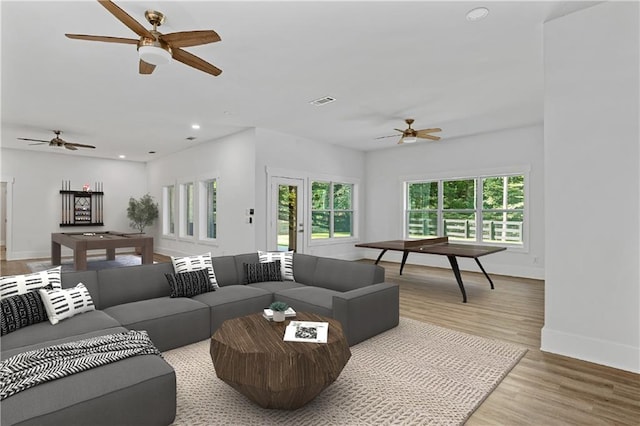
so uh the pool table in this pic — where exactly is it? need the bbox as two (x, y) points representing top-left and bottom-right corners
(51, 231), (153, 271)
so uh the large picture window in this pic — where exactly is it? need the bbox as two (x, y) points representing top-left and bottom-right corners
(181, 182), (194, 237)
(405, 174), (525, 246)
(311, 181), (354, 240)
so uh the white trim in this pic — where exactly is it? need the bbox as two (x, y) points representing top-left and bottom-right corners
(1, 177), (14, 260)
(541, 326), (640, 374)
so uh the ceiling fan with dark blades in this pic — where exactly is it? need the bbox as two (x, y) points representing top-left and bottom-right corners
(18, 130), (96, 151)
(376, 119), (442, 144)
(65, 0), (222, 76)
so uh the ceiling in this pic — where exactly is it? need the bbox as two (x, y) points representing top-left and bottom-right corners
(1, 1), (598, 162)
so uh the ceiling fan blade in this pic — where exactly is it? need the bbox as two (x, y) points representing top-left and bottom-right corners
(161, 30), (221, 48)
(65, 142), (96, 149)
(98, 0), (154, 39)
(139, 59), (156, 74)
(374, 135), (399, 140)
(397, 137), (404, 145)
(172, 48), (222, 76)
(29, 142), (47, 146)
(65, 34), (138, 44)
(416, 128), (442, 136)
(418, 134), (441, 141)
(393, 128), (405, 133)
(18, 137), (50, 143)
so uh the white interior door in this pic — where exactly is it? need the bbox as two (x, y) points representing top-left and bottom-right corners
(270, 177), (305, 252)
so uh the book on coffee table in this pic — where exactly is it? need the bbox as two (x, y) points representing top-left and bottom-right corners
(263, 307), (297, 321)
(283, 321), (329, 343)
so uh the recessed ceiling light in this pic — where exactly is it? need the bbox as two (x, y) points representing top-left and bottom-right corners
(148, 151), (156, 154)
(118, 155), (126, 159)
(191, 124), (200, 130)
(466, 7), (489, 21)
(186, 136), (197, 141)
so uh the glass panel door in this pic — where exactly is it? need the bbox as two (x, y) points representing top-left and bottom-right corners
(271, 177), (305, 252)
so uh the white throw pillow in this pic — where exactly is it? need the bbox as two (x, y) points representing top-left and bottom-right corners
(171, 252), (219, 289)
(39, 283), (95, 325)
(258, 251), (294, 281)
(0, 267), (62, 300)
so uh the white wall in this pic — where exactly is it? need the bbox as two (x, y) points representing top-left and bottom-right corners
(542, 2), (639, 373)
(254, 128), (367, 259)
(0, 148), (147, 259)
(364, 124), (545, 279)
(146, 129), (257, 257)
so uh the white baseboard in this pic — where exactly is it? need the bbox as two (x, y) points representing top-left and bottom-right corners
(541, 326), (640, 373)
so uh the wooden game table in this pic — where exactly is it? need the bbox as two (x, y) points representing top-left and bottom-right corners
(356, 237), (506, 303)
(51, 231), (153, 271)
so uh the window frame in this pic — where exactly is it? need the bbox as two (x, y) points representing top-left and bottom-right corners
(161, 184), (175, 237)
(403, 167), (529, 251)
(197, 177), (218, 243)
(309, 179), (358, 245)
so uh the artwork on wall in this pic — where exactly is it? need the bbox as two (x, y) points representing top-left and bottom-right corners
(59, 181), (104, 226)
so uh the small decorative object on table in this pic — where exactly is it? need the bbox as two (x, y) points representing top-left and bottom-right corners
(263, 306), (296, 321)
(268, 301), (289, 322)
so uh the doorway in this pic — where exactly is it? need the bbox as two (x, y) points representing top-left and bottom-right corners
(270, 177), (305, 252)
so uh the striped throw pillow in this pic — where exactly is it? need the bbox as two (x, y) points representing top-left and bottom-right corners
(1, 291), (49, 335)
(39, 283), (95, 325)
(171, 253), (219, 289)
(244, 260), (282, 284)
(0, 267), (62, 300)
(257, 251), (294, 281)
(165, 269), (214, 298)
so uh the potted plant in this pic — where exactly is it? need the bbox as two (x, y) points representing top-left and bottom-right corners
(127, 194), (159, 234)
(269, 301), (289, 322)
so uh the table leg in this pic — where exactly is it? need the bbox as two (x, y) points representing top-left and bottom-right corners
(474, 258), (495, 290)
(399, 250), (410, 275)
(446, 255), (468, 303)
(74, 249), (87, 271)
(51, 241), (61, 266)
(106, 248), (116, 261)
(141, 241), (153, 264)
(374, 249), (388, 265)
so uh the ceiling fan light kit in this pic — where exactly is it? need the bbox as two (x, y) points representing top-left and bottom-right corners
(403, 136), (418, 143)
(375, 118), (442, 145)
(65, 1), (222, 76)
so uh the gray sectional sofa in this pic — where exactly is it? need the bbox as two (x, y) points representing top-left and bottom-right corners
(1, 252), (399, 426)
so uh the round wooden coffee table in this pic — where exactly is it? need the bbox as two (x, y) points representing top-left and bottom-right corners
(210, 312), (351, 410)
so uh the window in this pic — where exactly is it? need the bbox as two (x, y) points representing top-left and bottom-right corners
(405, 174), (525, 246)
(311, 181), (354, 240)
(181, 182), (194, 237)
(162, 185), (175, 235)
(199, 179), (217, 240)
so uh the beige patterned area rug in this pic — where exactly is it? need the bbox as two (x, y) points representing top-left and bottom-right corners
(163, 317), (527, 426)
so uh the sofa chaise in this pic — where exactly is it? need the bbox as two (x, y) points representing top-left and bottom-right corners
(1, 252), (399, 425)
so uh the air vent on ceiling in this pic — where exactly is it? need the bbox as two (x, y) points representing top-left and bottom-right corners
(309, 96), (336, 106)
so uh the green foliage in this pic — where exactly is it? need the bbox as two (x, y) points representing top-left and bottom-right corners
(269, 301), (289, 312)
(127, 194), (159, 233)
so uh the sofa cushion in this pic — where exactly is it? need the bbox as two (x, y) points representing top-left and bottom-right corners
(165, 269), (214, 298)
(39, 283), (95, 325)
(258, 250), (294, 280)
(97, 263), (174, 309)
(210, 255), (240, 286)
(0, 310), (122, 353)
(291, 253), (319, 286)
(233, 253), (259, 282)
(243, 260), (282, 284)
(313, 258), (382, 292)
(0, 267), (62, 300)
(1, 292), (48, 336)
(171, 252), (219, 289)
(1, 349), (175, 426)
(274, 287), (338, 318)
(247, 280), (306, 293)
(193, 285), (273, 333)
(61, 270), (100, 307)
(103, 297), (210, 351)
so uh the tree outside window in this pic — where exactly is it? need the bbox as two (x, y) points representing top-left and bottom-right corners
(311, 181), (354, 239)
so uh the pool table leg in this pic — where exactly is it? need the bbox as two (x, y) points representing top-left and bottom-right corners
(51, 241), (61, 266)
(106, 248), (116, 261)
(74, 249), (87, 271)
(141, 241), (154, 264)
(373, 249), (388, 265)
(446, 255), (468, 303)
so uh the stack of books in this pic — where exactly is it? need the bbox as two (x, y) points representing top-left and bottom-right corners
(283, 321), (329, 343)
(262, 307), (297, 321)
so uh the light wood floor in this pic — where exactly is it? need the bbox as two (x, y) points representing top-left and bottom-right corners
(1, 255), (639, 425)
